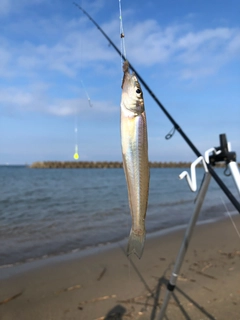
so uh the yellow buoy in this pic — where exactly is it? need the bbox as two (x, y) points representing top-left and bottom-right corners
(73, 152), (79, 160)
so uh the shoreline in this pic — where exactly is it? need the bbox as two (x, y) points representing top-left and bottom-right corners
(0, 213), (236, 271)
(1, 216), (240, 319)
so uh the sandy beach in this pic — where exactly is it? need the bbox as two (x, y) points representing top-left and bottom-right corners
(0, 216), (240, 320)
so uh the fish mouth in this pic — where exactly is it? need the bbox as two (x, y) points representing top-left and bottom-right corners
(121, 60), (142, 94)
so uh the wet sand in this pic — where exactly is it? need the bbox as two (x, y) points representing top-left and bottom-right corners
(0, 216), (240, 320)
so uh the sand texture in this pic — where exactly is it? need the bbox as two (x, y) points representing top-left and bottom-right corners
(0, 216), (240, 320)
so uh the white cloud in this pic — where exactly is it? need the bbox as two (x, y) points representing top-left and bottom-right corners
(124, 20), (176, 65)
(175, 28), (238, 63)
(1, 17), (117, 80)
(0, 0), (46, 16)
(227, 33), (240, 54)
(3, 11), (240, 80)
(0, 84), (49, 114)
(1, 11), (240, 112)
(80, 0), (107, 14)
(125, 22), (240, 70)
(0, 90), (32, 107)
(0, 47), (13, 76)
(175, 28), (240, 79)
(177, 28), (233, 49)
(180, 67), (216, 80)
(121, 21), (240, 80)
(48, 98), (118, 117)
(0, 85), (118, 118)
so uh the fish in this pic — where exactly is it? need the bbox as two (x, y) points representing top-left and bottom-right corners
(120, 60), (149, 259)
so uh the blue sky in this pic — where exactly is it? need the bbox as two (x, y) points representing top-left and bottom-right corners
(1, 0), (240, 164)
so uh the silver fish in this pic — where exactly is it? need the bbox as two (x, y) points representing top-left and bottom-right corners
(120, 60), (149, 259)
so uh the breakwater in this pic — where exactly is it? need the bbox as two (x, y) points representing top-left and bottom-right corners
(29, 161), (232, 169)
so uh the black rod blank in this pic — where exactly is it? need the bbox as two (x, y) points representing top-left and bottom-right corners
(73, 3), (240, 213)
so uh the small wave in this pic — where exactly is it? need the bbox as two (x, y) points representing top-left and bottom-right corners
(149, 198), (193, 208)
(1, 211), (236, 270)
(0, 239), (125, 269)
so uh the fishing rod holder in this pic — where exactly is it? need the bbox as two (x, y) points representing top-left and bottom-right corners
(179, 148), (221, 192)
(159, 136), (240, 319)
(179, 156), (208, 192)
(179, 133), (240, 195)
(209, 134), (240, 195)
(209, 133), (236, 165)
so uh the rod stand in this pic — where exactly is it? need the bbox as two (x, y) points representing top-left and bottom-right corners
(158, 134), (240, 319)
(158, 172), (211, 320)
(209, 133), (240, 195)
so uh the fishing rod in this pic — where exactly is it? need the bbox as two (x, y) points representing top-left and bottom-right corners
(73, 2), (240, 213)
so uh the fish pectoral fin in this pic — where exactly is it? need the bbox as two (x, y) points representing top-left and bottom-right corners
(127, 228), (145, 259)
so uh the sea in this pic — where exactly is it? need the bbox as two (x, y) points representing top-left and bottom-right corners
(0, 165), (238, 267)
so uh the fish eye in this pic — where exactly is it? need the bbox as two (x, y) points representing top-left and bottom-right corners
(136, 89), (141, 94)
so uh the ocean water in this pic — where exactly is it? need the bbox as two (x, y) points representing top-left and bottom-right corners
(0, 166), (238, 267)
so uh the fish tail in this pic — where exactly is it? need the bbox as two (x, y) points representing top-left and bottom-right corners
(127, 229), (145, 259)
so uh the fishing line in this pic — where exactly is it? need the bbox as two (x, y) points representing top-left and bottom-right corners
(78, 0), (93, 108)
(80, 79), (93, 108)
(73, 3), (240, 214)
(73, 113), (79, 160)
(118, 0), (126, 64)
(221, 197), (240, 239)
(73, 0), (93, 160)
